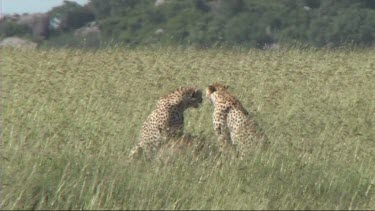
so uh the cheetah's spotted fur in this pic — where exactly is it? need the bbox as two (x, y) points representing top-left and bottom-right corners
(206, 83), (268, 159)
(129, 86), (203, 160)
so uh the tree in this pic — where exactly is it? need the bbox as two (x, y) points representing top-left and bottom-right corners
(49, 1), (95, 31)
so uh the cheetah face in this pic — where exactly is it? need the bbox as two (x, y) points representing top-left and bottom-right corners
(206, 83), (229, 104)
(189, 89), (203, 108)
(206, 87), (214, 104)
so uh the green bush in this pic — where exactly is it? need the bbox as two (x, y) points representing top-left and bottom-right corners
(48, 1), (95, 32)
(9, 0), (374, 48)
(0, 21), (31, 37)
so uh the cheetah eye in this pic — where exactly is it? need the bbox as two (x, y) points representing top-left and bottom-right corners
(208, 85), (216, 93)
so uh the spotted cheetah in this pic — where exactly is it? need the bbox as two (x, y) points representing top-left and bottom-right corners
(129, 86), (203, 160)
(206, 83), (268, 159)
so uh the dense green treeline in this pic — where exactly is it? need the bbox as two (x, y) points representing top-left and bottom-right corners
(2, 0), (375, 48)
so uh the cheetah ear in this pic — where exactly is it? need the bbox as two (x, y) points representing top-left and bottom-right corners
(191, 89), (201, 97)
(208, 85), (216, 93)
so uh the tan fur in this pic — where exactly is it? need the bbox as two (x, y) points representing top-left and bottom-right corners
(206, 83), (268, 159)
(129, 87), (203, 160)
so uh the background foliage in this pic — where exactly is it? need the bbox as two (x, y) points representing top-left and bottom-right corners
(1, 0), (375, 48)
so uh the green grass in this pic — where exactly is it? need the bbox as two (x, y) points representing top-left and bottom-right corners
(1, 47), (374, 210)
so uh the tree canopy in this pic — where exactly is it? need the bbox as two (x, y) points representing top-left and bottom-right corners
(2, 0), (374, 48)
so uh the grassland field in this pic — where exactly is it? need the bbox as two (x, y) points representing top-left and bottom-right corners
(1, 46), (374, 210)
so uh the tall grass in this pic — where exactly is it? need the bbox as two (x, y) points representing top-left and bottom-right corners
(1, 47), (374, 210)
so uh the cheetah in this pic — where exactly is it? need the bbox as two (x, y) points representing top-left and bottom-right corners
(206, 83), (268, 159)
(128, 86), (203, 160)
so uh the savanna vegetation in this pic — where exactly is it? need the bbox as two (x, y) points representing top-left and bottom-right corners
(86, 0), (375, 48)
(2, 0), (375, 48)
(1, 46), (374, 209)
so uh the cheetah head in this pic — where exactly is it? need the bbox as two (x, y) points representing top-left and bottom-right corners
(184, 88), (203, 108)
(188, 88), (203, 108)
(206, 83), (229, 104)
